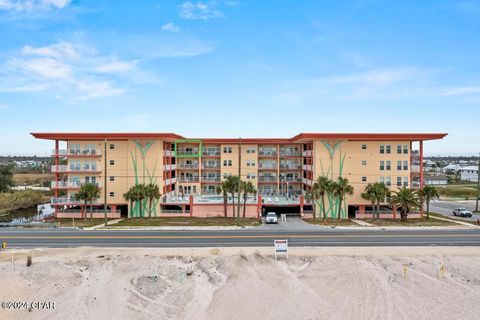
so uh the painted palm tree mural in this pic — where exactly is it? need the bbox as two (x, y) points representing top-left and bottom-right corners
(128, 140), (161, 218)
(317, 140), (350, 219)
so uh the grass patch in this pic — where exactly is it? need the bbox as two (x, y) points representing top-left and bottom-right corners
(435, 184), (478, 199)
(364, 217), (459, 227)
(53, 218), (112, 228)
(304, 218), (358, 227)
(114, 217), (262, 227)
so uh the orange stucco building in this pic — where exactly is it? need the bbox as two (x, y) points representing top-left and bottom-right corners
(32, 132), (447, 219)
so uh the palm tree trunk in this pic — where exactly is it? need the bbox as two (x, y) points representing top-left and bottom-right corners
(337, 198), (343, 220)
(83, 201), (87, 220)
(426, 200), (430, 220)
(149, 198), (152, 218)
(243, 194), (247, 218)
(321, 194), (327, 223)
(231, 193), (235, 218)
(89, 202), (93, 219)
(129, 200), (133, 218)
(223, 192), (227, 218)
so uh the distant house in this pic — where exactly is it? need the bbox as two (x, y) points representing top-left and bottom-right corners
(458, 166), (479, 182)
(424, 175), (448, 185)
(441, 164), (461, 174)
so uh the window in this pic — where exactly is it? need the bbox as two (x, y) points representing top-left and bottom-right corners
(403, 144), (409, 154)
(386, 145), (391, 154)
(361, 144), (367, 150)
(109, 160), (115, 165)
(362, 160), (367, 166)
(386, 176), (391, 187)
(380, 161), (385, 171)
(362, 176), (367, 182)
(397, 161), (402, 170)
(386, 161), (391, 171)
(403, 177), (409, 187)
(380, 145), (385, 154)
(397, 177), (402, 187)
(379, 177), (385, 184)
(397, 145), (402, 154)
(223, 173), (232, 179)
(223, 160), (232, 167)
(403, 161), (408, 171)
(247, 160), (256, 167)
(109, 144), (115, 150)
(246, 147), (256, 154)
(109, 192), (115, 197)
(223, 147), (232, 154)
(109, 176), (115, 182)
(247, 173), (256, 179)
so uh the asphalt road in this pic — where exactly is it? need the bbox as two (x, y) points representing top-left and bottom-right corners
(431, 200), (480, 221)
(1, 228), (480, 248)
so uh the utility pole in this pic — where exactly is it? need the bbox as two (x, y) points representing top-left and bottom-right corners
(237, 137), (242, 226)
(104, 139), (108, 226)
(476, 152), (480, 213)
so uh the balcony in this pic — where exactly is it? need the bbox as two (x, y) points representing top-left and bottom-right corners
(51, 181), (101, 189)
(302, 150), (313, 157)
(258, 163), (277, 170)
(51, 165), (101, 173)
(178, 176), (200, 183)
(201, 176), (221, 182)
(258, 150), (277, 157)
(176, 148), (200, 157)
(164, 164), (177, 171)
(302, 178), (313, 186)
(279, 177), (302, 183)
(258, 177), (277, 183)
(302, 164), (313, 171)
(164, 150), (174, 157)
(279, 164), (302, 170)
(279, 150), (302, 157)
(52, 149), (101, 157)
(177, 163), (199, 169)
(202, 163), (220, 169)
(165, 177), (177, 186)
(51, 197), (99, 206)
(202, 148), (221, 156)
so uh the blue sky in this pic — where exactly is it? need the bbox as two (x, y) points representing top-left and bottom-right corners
(0, 0), (479, 156)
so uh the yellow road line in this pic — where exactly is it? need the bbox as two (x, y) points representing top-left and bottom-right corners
(1, 234), (480, 240)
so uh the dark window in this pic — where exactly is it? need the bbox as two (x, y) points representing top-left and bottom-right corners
(109, 192), (114, 197)
(361, 144), (367, 150)
(109, 176), (115, 181)
(397, 161), (402, 170)
(403, 144), (409, 154)
(397, 145), (402, 154)
(109, 160), (115, 165)
(386, 161), (391, 171)
(380, 145), (385, 154)
(386, 145), (391, 154)
(403, 161), (408, 170)
(380, 161), (385, 171)
(362, 176), (367, 182)
(109, 144), (115, 150)
(397, 177), (402, 187)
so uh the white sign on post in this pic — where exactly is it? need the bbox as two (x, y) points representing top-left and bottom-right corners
(274, 239), (288, 260)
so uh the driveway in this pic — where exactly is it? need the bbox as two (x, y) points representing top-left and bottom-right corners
(257, 216), (322, 231)
(430, 200), (479, 221)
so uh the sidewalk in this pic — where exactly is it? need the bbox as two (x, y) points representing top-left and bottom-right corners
(85, 219), (125, 230)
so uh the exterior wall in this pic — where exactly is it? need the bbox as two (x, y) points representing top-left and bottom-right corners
(191, 204), (259, 218)
(220, 144), (240, 179)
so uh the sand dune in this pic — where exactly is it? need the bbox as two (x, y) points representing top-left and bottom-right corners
(1, 247), (479, 320)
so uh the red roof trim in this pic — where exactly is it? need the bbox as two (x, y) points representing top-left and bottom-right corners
(31, 132), (447, 142)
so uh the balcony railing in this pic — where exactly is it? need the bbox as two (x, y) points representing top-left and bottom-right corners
(201, 176), (221, 182)
(302, 164), (313, 171)
(178, 176), (200, 182)
(279, 177), (302, 182)
(176, 149), (199, 156)
(202, 149), (221, 156)
(51, 165), (100, 173)
(164, 164), (177, 171)
(165, 177), (177, 186)
(164, 150), (174, 157)
(279, 151), (302, 157)
(51, 181), (101, 189)
(258, 177), (277, 182)
(258, 163), (277, 169)
(302, 150), (313, 157)
(51, 197), (99, 205)
(177, 163), (199, 169)
(279, 164), (302, 170)
(302, 178), (313, 186)
(52, 149), (101, 157)
(202, 163), (220, 169)
(258, 150), (277, 156)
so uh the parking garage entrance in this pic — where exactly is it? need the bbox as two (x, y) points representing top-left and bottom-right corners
(261, 205), (302, 217)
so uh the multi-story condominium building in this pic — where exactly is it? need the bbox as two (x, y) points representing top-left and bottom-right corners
(32, 132), (446, 219)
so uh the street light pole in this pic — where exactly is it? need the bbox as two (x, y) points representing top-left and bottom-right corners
(476, 152), (480, 213)
(237, 137), (242, 226)
(104, 139), (108, 226)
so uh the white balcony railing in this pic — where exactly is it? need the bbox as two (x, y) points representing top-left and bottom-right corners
(302, 165), (312, 171)
(201, 176), (221, 182)
(302, 178), (313, 186)
(52, 149), (101, 156)
(202, 164), (220, 169)
(165, 177), (177, 186)
(51, 197), (99, 205)
(164, 150), (174, 157)
(178, 163), (199, 169)
(178, 176), (200, 182)
(164, 164), (177, 171)
(279, 164), (302, 170)
(51, 181), (101, 189)
(302, 150), (313, 157)
(51, 165), (100, 173)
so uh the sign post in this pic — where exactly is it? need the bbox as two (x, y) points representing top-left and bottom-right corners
(274, 239), (288, 260)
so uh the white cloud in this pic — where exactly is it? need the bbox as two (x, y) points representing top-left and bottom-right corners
(0, 41), (146, 100)
(0, 0), (70, 12)
(162, 22), (180, 32)
(179, 1), (223, 20)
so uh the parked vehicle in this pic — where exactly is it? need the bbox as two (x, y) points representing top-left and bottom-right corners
(452, 208), (473, 217)
(265, 212), (278, 224)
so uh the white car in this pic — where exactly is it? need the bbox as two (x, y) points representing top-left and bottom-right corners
(265, 212), (278, 224)
(452, 208), (473, 217)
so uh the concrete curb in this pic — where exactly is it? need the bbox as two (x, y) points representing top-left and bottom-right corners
(95, 226), (258, 231)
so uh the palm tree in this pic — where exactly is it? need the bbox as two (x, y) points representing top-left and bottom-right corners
(305, 188), (319, 220)
(316, 176), (331, 222)
(123, 187), (135, 218)
(76, 182), (100, 219)
(224, 176), (240, 218)
(75, 188), (89, 219)
(361, 182), (390, 218)
(135, 184), (147, 218)
(331, 177), (354, 220)
(216, 184), (228, 217)
(390, 187), (421, 221)
(241, 181), (256, 218)
(145, 183), (161, 218)
(419, 185), (439, 220)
